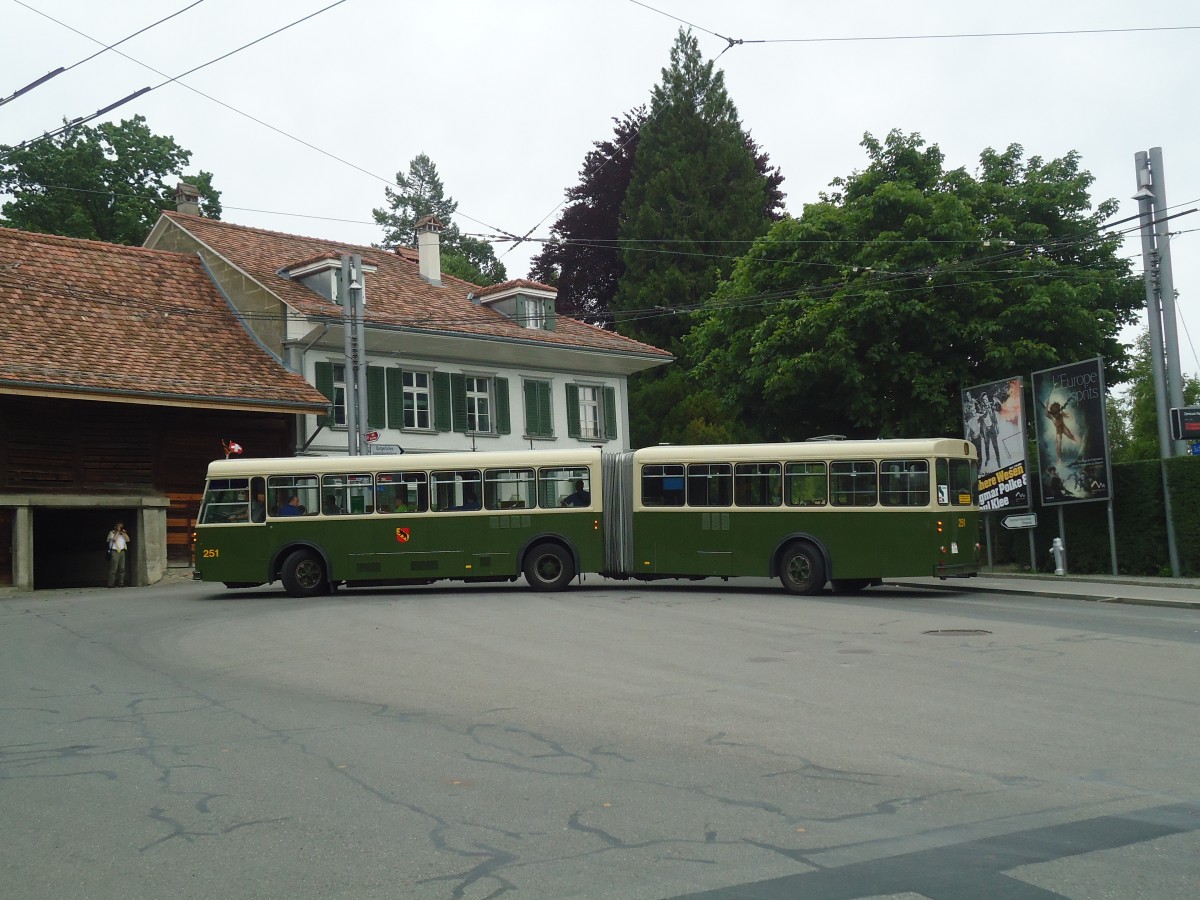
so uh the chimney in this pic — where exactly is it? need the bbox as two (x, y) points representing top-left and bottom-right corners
(175, 182), (201, 216)
(415, 214), (443, 285)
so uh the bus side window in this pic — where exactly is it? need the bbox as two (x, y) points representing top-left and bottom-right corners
(250, 477), (266, 522)
(376, 472), (428, 513)
(785, 462), (826, 506)
(486, 468), (536, 510)
(734, 463), (781, 507)
(642, 464), (685, 506)
(431, 470), (481, 511)
(936, 458), (950, 505)
(830, 461), (877, 507)
(687, 463), (732, 507)
(881, 459), (929, 507)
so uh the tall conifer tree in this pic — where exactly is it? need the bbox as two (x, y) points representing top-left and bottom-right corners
(612, 30), (772, 352)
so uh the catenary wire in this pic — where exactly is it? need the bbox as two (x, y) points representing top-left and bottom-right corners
(627, 0), (1200, 48)
(1, 0), (207, 108)
(5, 1), (352, 150)
(0, 3), (520, 243)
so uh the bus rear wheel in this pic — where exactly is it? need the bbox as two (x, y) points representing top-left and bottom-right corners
(524, 543), (574, 591)
(779, 542), (825, 595)
(280, 549), (329, 598)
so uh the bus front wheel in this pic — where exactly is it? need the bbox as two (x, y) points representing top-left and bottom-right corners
(280, 549), (329, 598)
(779, 543), (825, 595)
(524, 543), (574, 591)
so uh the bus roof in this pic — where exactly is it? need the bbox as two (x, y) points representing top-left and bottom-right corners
(204, 447), (605, 478)
(632, 439), (977, 464)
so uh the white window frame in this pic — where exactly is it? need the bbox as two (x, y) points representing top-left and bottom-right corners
(526, 298), (551, 330)
(578, 385), (601, 440)
(403, 369), (432, 431)
(465, 375), (492, 434)
(332, 363), (347, 427)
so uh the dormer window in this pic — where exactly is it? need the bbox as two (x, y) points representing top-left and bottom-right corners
(473, 281), (558, 331)
(281, 256), (377, 306)
(520, 296), (555, 331)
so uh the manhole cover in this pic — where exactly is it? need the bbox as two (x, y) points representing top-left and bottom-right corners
(923, 629), (992, 635)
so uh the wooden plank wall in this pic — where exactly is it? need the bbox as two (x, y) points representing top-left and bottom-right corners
(1, 396), (293, 567)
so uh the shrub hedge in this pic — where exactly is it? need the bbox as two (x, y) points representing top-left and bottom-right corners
(986, 457), (1198, 577)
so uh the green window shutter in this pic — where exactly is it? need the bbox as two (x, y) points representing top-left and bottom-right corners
(516, 295), (526, 327)
(367, 366), (386, 429)
(314, 361), (334, 427)
(433, 371), (452, 432)
(524, 380), (552, 437)
(450, 373), (467, 433)
(524, 380), (539, 435)
(539, 382), (553, 435)
(603, 386), (618, 441)
(495, 377), (511, 434)
(386, 368), (403, 429)
(544, 300), (556, 331)
(566, 382), (580, 439)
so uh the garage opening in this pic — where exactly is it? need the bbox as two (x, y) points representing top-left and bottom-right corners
(32, 508), (137, 589)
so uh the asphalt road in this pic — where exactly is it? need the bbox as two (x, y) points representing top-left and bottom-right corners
(2, 577), (1198, 899)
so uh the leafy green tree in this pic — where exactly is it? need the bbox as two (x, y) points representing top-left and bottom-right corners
(688, 130), (1144, 440)
(373, 152), (506, 286)
(0, 115), (220, 244)
(529, 108), (645, 325)
(530, 103), (783, 328)
(1110, 330), (1200, 462)
(611, 29), (777, 353)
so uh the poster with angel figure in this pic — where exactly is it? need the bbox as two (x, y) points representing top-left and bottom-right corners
(961, 376), (1029, 511)
(1031, 358), (1112, 505)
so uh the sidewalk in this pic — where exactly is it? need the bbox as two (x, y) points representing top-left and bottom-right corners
(893, 570), (1200, 610)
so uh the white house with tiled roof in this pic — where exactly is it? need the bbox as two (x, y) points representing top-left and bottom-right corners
(145, 203), (672, 457)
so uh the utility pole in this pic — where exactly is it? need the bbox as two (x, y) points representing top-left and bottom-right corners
(341, 255), (360, 456)
(1133, 148), (1183, 576)
(352, 253), (369, 456)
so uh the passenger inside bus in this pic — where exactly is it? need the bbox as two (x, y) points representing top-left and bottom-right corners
(276, 495), (303, 516)
(561, 479), (590, 507)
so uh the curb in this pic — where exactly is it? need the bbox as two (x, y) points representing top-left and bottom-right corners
(889, 580), (1200, 611)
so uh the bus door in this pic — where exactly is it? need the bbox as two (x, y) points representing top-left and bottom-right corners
(935, 457), (980, 575)
(687, 463), (735, 576)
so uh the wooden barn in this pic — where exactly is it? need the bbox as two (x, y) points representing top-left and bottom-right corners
(0, 227), (328, 590)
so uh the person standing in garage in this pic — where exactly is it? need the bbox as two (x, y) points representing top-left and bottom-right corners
(106, 521), (131, 588)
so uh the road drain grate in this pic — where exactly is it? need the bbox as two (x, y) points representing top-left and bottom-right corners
(923, 629), (992, 635)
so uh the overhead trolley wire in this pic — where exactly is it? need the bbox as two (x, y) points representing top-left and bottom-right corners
(5, 0), (353, 151)
(0, 2), (521, 245)
(1, 0), (208, 108)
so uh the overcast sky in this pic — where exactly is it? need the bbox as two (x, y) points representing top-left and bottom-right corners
(3, 0), (1198, 379)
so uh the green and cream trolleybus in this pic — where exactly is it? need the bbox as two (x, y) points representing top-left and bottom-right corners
(193, 439), (979, 597)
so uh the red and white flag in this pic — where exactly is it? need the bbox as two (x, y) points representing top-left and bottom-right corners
(222, 439), (244, 459)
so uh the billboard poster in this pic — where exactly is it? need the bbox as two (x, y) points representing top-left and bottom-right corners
(962, 376), (1029, 511)
(1031, 358), (1112, 505)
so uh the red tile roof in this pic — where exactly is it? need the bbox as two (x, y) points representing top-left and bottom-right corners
(155, 212), (672, 360)
(0, 227), (331, 414)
